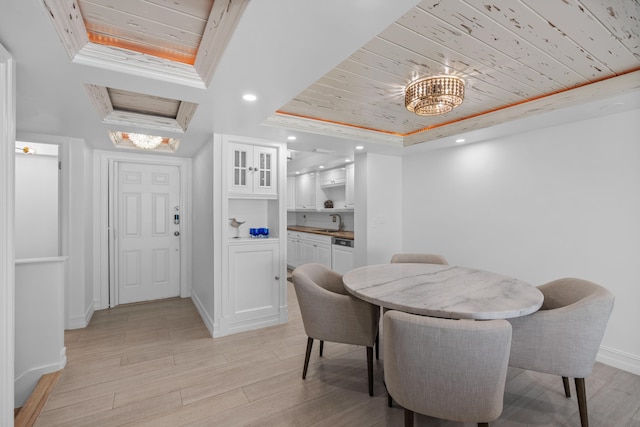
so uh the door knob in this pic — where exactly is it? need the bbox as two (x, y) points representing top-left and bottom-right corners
(174, 231), (180, 236)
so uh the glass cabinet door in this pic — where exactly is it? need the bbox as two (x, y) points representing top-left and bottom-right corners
(232, 148), (248, 187)
(258, 151), (272, 189)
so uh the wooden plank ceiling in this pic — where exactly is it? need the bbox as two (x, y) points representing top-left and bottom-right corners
(275, 0), (640, 144)
(78, 0), (214, 65)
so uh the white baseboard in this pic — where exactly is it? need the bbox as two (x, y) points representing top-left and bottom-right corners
(597, 346), (640, 376)
(215, 313), (286, 338)
(67, 303), (94, 330)
(191, 291), (214, 338)
(14, 347), (66, 408)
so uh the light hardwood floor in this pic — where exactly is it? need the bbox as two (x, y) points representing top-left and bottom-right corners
(37, 282), (640, 426)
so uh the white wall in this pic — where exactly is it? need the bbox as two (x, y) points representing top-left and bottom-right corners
(17, 133), (94, 331)
(291, 211), (354, 231)
(401, 108), (640, 374)
(354, 153), (403, 266)
(15, 153), (58, 258)
(14, 258), (66, 407)
(190, 139), (215, 335)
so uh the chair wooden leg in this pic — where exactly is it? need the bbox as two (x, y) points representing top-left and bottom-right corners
(562, 376), (571, 397)
(319, 340), (324, 357)
(575, 377), (589, 427)
(404, 408), (414, 427)
(302, 337), (313, 379)
(375, 332), (380, 360)
(387, 392), (393, 407)
(478, 423), (489, 427)
(367, 346), (374, 396)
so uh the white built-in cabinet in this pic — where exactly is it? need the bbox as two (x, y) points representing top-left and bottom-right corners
(287, 231), (331, 269)
(295, 172), (317, 209)
(286, 233), (298, 266)
(320, 168), (346, 187)
(289, 165), (355, 211)
(345, 163), (355, 208)
(227, 241), (280, 325)
(228, 142), (277, 198)
(218, 134), (287, 337)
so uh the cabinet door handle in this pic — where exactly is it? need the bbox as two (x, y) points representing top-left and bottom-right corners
(275, 275), (280, 280)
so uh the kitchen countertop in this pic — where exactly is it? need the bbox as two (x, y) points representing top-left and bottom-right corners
(287, 225), (354, 240)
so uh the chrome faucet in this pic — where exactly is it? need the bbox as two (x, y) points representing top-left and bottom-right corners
(330, 214), (344, 232)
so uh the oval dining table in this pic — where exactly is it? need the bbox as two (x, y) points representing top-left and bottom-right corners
(342, 263), (543, 320)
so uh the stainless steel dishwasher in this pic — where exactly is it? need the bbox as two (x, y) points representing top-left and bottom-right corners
(331, 237), (354, 275)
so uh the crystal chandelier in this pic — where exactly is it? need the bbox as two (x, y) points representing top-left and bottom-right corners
(127, 133), (164, 150)
(405, 76), (465, 116)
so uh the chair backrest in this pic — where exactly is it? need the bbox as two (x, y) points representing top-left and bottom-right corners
(292, 262), (347, 295)
(508, 278), (614, 377)
(390, 253), (448, 265)
(384, 311), (512, 424)
(292, 263), (379, 346)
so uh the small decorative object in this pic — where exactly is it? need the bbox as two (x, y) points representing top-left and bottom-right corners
(249, 228), (258, 238)
(229, 217), (246, 238)
(324, 200), (334, 208)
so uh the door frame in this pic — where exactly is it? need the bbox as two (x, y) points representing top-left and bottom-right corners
(95, 150), (192, 309)
(0, 42), (15, 424)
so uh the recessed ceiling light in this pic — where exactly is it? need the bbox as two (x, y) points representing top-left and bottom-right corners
(355, 145), (364, 150)
(287, 135), (297, 141)
(345, 159), (352, 163)
(295, 171), (300, 174)
(242, 93), (257, 101)
(455, 138), (465, 143)
(319, 165), (325, 169)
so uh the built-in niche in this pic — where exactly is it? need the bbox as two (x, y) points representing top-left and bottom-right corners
(14, 141), (59, 258)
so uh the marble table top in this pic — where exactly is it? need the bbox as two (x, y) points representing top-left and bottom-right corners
(342, 263), (543, 320)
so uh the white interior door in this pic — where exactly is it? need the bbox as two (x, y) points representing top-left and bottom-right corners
(115, 162), (181, 304)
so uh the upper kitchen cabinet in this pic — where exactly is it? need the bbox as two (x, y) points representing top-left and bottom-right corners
(320, 167), (346, 187)
(295, 172), (317, 209)
(345, 163), (355, 209)
(228, 139), (277, 198)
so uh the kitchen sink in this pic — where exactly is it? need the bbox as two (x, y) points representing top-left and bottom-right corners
(315, 229), (342, 233)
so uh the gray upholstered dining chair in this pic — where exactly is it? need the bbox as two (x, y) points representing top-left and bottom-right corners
(384, 311), (512, 427)
(390, 253), (448, 265)
(292, 263), (380, 396)
(507, 278), (615, 427)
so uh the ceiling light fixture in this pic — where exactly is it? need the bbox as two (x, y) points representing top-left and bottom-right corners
(405, 76), (465, 116)
(243, 93), (257, 101)
(287, 135), (297, 141)
(456, 138), (466, 143)
(355, 145), (364, 150)
(127, 133), (164, 150)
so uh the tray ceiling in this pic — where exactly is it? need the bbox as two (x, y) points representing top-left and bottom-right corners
(43, 0), (247, 88)
(270, 0), (640, 146)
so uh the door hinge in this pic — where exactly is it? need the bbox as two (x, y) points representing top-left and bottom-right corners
(58, 161), (62, 170)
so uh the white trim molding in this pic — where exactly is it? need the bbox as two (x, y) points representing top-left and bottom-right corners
(0, 42), (15, 423)
(598, 346), (640, 376)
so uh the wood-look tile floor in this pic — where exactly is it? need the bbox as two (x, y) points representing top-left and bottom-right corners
(37, 282), (640, 426)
